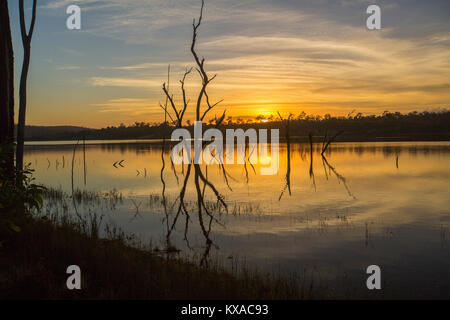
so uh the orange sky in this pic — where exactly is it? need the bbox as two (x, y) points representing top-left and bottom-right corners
(10, 0), (450, 128)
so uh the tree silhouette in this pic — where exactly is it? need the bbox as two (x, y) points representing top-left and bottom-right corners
(16, 0), (37, 171)
(0, 0), (15, 175)
(159, 0), (229, 265)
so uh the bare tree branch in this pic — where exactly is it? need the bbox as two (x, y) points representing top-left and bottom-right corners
(179, 67), (193, 122)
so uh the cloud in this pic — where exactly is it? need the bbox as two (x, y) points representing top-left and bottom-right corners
(90, 77), (161, 88)
(56, 65), (81, 70)
(91, 98), (159, 116)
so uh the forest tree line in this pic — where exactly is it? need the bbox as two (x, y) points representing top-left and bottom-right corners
(21, 110), (450, 142)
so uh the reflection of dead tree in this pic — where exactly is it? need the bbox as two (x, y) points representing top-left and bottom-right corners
(130, 198), (142, 222)
(311, 130), (355, 198)
(158, 0), (227, 265)
(160, 65), (169, 231)
(171, 156), (180, 185)
(194, 165), (215, 266)
(278, 112), (292, 200)
(243, 141), (256, 184)
(83, 138), (87, 185)
(197, 165), (227, 212)
(160, 140), (169, 232)
(204, 119), (235, 190)
(71, 140), (82, 220)
(71, 141), (78, 197)
(319, 129), (354, 198)
(321, 155), (356, 199)
(219, 159), (235, 190)
(159, 65), (180, 253)
(167, 163), (191, 246)
(308, 133), (316, 191)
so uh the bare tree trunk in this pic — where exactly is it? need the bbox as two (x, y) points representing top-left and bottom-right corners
(0, 0), (14, 175)
(159, 1), (227, 263)
(16, 0), (37, 171)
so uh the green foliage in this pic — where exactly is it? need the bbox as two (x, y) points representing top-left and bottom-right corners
(0, 143), (45, 235)
(0, 165), (45, 215)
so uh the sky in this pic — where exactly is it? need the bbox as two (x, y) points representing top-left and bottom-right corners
(8, 0), (450, 128)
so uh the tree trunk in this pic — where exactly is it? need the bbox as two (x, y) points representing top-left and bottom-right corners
(0, 0), (14, 173)
(16, 43), (31, 171)
(16, 0), (37, 172)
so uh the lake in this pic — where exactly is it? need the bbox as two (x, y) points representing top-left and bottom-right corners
(24, 140), (450, 298)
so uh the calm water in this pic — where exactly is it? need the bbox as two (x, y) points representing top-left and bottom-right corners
(24, 141), (450, 298)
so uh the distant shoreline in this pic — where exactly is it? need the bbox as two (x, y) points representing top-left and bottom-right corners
(16, 110), (450, 144)
(23, 136), (450, 146)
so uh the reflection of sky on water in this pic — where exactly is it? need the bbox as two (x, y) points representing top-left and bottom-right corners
(25, 141), (450, 298)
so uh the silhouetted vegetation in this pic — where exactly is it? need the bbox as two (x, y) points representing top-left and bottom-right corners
(0, 209), (303, 299)
(0, 0), (302, 300)
(16, 0), (37, 171)
(0, 146), (45, 245)
(158, 0), (230, 267)
(22, 110), (450, 142)
(0, 1), (14, 174)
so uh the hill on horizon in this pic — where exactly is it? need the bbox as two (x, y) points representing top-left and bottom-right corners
(14, 125), (94, 140)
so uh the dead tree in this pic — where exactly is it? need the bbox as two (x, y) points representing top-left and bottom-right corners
(161, 67), (193, 128)
(16, 0), (37, 171)
(321, 130), (343, 156)
(159, 0), (227, 264)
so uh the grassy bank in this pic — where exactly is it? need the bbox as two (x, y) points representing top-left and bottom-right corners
(0, 212), (303, 300)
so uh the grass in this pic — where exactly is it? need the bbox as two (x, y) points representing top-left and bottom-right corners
(43, 187), (123, 204)
(0, 210), (304, 300)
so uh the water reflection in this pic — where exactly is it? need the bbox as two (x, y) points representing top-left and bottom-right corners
(25, 141), (450, 297)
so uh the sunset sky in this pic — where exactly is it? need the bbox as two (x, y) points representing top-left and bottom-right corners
(8, 0), (450, 128)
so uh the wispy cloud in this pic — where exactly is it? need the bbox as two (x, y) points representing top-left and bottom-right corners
(91, 98), (159, 116)
(56, 65), (81, 70)
(90, 77), (161, 88)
